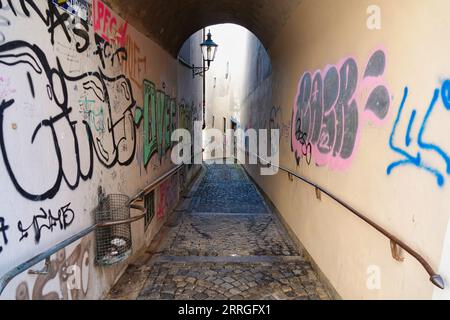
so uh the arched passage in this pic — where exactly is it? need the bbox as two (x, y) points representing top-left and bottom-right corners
(1, 0), (450, 301)
(103, 0), (301, 57)
(177, 23), (273, 161)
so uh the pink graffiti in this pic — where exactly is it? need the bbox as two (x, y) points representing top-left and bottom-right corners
(93, 0), (128, 48)
(291, 48), (391, 171)
(157, 176), (178, 220)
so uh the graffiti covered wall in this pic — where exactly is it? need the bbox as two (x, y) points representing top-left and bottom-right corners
(291, 49), (390, 170)
(234, 0), (450, 299)
(0, 0), (202, 299)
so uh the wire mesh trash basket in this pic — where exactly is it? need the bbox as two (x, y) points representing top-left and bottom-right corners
(95, 194), (133, 266)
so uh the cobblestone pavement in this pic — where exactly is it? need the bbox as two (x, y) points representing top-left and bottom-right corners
(190, 163), (269, 214)
(138, 260), (329, 300)
(108, 163), (331, 300)
(159, 214), (299, 257)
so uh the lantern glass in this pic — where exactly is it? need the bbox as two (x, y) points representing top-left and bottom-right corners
(200, 31), (218, 63)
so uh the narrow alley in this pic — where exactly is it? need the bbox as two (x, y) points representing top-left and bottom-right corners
(2, 0), (450, 304)
(108, 163), (330, 300)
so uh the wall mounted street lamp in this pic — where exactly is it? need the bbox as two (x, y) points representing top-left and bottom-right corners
(192, 30), (218, 78)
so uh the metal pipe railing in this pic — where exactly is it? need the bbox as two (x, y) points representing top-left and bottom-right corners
(2, 149), (441, 293)
(0, 224), (97, 295)
(0, 163), (186, 296)
(129, 164), (184, 204)
(244, 151), (444, 289)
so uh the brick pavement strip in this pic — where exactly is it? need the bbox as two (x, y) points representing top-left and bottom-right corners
(107, 163), (331, 300)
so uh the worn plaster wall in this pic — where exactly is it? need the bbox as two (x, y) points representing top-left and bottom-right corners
(0, 0), (202, 300)
(235, 0), (450, 299)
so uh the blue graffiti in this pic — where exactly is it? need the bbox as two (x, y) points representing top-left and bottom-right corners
(387, 80), (450, 187)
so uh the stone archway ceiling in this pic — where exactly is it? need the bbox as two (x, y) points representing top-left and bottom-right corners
(104, 0), (302, 57)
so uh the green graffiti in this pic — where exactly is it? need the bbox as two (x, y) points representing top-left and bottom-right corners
(142, 80), (178, 167)
(143, 80), (158, 166)
(134, 106), (143, 125)
(156, 90), (165, 159)
(79, 97), (105, 134)
(168, 98), (177, 151)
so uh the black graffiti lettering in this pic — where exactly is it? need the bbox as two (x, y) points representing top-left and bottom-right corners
(18, 203), (75, 244)
(93, 34), (108, 69)
(83, 80), (105, 102)
(111, 47), (127, 67)
(0, 14), (10, 44)
(47, 3), (72, 46)
(261, 106), (283, 156)
(72, 18), (90, 53)
(296, 72), (312, 139)
(0, 38), (137, 201)
(94, 34), (127, 69)
(293, 110), (312, 166)
(0, 217), (9, 253)
(57, 203), (75, 230)
(0, 0), (183, 205)
(1, 0), (90, 53)
(27, 71), (35, 98)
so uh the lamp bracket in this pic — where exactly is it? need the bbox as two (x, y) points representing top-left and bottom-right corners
(192, 64), (210, 78)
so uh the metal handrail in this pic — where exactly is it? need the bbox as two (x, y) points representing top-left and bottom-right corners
(245, 151), (444, 289)
(0, 163), (186, 295)
(128, 150), (204, 204)
(129, 164), (184, 203)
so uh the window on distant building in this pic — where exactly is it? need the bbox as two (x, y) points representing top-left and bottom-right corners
(225, 61), (229, 79)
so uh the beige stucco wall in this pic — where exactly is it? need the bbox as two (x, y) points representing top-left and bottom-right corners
(223, 0), (450, 299)
(2, 0), (449, 301)
(0, 0), (203, 300)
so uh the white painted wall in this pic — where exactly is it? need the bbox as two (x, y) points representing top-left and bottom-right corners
(0, 0), (203, 300)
